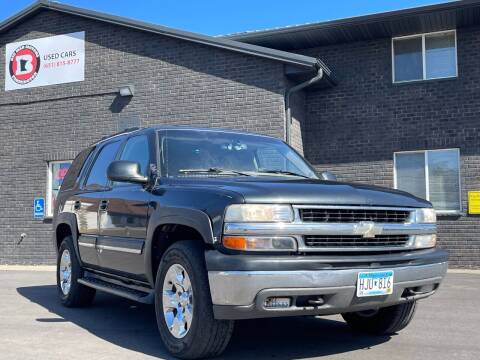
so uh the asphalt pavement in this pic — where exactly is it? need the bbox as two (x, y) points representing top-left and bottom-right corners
(0, 270), (479, 360)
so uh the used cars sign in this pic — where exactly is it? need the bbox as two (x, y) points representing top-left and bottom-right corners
(4, 31), (85, 91)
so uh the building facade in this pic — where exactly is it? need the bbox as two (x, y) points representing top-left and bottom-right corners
(231, 1), (480, 267)
(1, 1), (479, 267)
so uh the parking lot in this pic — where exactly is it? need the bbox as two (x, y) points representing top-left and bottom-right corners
(0, 269), (479, 360)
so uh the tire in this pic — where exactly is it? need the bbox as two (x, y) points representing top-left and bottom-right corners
(155, 241), (234, 359)
(57, 236), (96, 307)
(342, 301), (417, 335)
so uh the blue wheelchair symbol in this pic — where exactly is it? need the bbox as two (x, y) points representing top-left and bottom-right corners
(34, 198), (45, 219)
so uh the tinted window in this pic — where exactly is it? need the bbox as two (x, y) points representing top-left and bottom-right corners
(85, 141), (121, 190)
(61, 147), (94, 190)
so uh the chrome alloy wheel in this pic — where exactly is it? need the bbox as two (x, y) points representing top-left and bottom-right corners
(162, 264), (194, 339)
(59, 249), (72, 295)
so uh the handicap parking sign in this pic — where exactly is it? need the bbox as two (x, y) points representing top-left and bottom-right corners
(34, 198), (45, 220)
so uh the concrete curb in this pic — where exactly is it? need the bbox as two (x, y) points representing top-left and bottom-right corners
(0, 265), (56, 271)
(0, 265), (479, 274)
(447, 268), (480, 274)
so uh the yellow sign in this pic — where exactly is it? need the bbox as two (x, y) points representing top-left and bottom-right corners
(468, 191), (480, 214)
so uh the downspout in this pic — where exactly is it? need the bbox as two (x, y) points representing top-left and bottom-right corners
(284, 67), (324, 145)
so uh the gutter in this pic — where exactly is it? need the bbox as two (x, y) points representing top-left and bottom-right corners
(227, 0), (480, 42)
(284, 66), (324, 145)
(0, 1), (320, 71)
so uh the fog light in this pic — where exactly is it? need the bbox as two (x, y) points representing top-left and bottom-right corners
(264, 297), (291, 309)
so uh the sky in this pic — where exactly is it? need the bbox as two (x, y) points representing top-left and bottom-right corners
(0, 0), (454, 36)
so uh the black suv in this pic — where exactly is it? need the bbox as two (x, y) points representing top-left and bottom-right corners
(54, 126), (448, 359)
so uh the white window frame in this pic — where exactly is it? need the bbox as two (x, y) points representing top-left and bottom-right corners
(392, 30), (458, 83)
(46, 160), (72, 217)
(393, 148), (462, 215)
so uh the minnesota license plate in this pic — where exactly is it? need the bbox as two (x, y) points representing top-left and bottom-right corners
(357, 270), (394, 297)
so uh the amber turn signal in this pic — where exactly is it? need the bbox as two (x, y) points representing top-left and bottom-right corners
(223, 236), (248, 250)
(222, 236), (297, 251)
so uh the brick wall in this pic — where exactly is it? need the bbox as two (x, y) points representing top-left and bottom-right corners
(289, 90), (306, 155)
(299, 26), (480, 267)
(0, 10), (288, 264)
(2, 9), (478, 268)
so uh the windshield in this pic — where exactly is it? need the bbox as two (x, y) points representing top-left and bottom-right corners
(158, 129), (318, 179)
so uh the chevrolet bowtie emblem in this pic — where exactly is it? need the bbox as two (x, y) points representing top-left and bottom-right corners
(353, 221), (383, 238)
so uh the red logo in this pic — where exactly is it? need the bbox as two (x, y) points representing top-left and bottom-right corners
(9, 44), (41, 85)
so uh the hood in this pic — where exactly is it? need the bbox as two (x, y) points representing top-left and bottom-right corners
(166, 176), (431, 208)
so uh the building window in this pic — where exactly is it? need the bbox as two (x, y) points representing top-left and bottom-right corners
(394, 149), (461, 213)
(392, 30), (457, 83)
(47, 160), (72, 217)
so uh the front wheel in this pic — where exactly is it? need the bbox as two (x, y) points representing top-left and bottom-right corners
(155, 241), (234, 359)
(342, 301), (417, 335)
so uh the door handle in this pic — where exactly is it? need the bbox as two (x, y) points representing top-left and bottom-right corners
(74, 200), (81, 211)
(99, 200), (109, 212)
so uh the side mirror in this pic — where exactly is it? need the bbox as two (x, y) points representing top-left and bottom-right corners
(107, 160), (148, 184)
(321, 171), (337, 181)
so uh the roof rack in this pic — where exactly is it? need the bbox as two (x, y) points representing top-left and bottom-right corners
(100, 127), (141, 140)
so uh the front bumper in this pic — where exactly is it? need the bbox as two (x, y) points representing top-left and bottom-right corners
(206, 249), (448, 320)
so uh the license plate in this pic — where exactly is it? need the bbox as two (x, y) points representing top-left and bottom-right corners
(357, 270), (394, 297)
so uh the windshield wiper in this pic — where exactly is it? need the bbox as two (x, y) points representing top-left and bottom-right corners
(178, 167), (251, 176)
(256, 169), (310, 178)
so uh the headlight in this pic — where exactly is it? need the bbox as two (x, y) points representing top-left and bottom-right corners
(224, 204), (294, 223)
(223, 236), (297, 252)
(413, 208), (436, 223)
(413, 234), (437, 249)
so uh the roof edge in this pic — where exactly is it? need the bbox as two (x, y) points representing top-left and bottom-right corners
(226, 0), (479, 41)
(0, 0), (329, 73)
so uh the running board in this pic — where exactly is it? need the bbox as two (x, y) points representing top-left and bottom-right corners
(78, 277), (154, 304)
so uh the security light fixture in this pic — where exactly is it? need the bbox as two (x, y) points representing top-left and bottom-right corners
(119, 84), (134, 97)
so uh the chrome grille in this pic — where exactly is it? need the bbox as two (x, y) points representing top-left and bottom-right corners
(303, 235), (409, 248)
(299, 208), (410, 223)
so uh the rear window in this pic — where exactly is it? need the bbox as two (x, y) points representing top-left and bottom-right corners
(61, 147), (94, 190)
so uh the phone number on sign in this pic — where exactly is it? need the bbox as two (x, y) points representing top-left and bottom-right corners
(43, 58), (80, 69)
